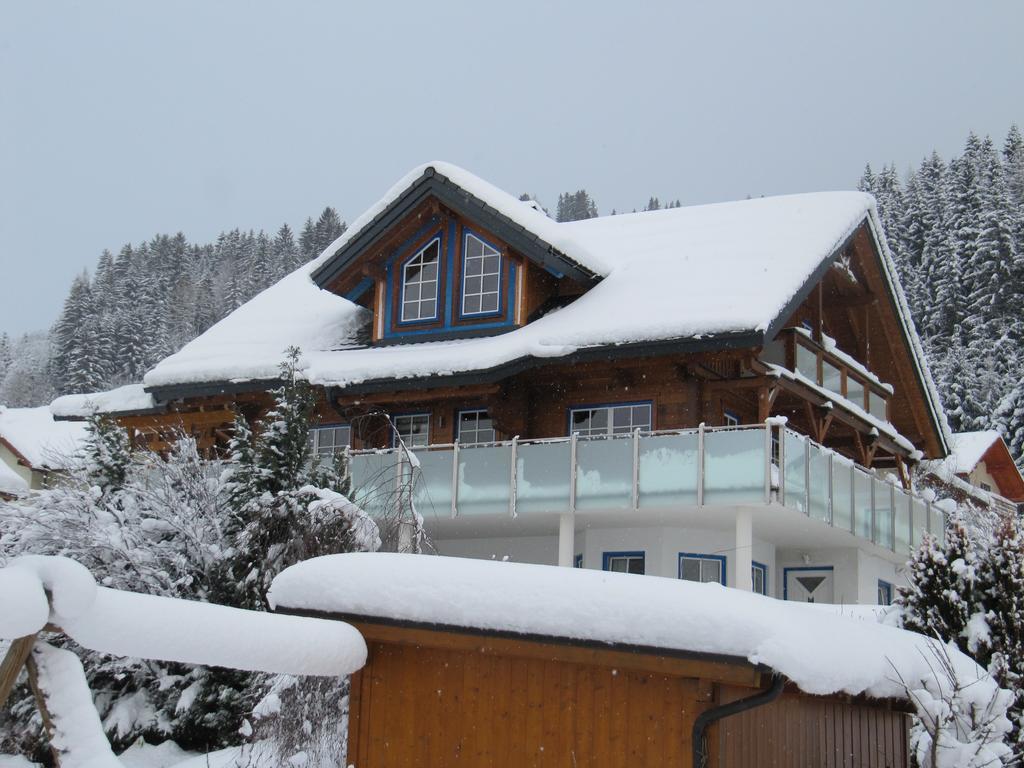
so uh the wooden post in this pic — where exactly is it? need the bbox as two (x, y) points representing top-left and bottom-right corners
(24, 651), (60, 768)
(0, 634), (36, 709)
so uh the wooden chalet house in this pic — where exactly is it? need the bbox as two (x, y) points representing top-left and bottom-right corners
(56, 162), (956, 605)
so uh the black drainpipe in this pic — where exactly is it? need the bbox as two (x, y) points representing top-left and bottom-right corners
(691, 673), (785, 768)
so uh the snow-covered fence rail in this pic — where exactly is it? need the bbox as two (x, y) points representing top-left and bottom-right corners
(346, 421), (948, 556)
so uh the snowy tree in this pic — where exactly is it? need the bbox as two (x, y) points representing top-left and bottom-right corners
(556, 190), (599, 221)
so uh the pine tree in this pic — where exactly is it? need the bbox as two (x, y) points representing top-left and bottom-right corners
(0, 332), (11, 387)
(556, 190), (599, 222)
(644, 196), (661, 211)
(898, 519), (977, 647)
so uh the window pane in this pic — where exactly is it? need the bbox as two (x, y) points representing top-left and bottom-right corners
(701, 559), (722, 583)
(847, 376), (866, 410)
(796, 343), (818, 381)
(868, 391), (887, 421)
(681, 558), (701, 582)
(627, 557), (645, 575)
(482, 274), (499, 293)
(609, 557), (627, 573)
(466, 258), (482, 276)
(480, 293), (499, 312)
(821, 360), (842, 394)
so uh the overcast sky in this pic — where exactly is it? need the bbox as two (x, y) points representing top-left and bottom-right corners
(1, 1), (1021, 335)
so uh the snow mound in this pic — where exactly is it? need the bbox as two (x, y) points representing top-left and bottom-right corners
(270, 552), (996, 702)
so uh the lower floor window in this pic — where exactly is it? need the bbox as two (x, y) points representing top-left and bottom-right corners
(393, 413), (430, 448)
(877, 579), (893, 606)
(604, 552), (645, 575)
(752, 561), (768, 595)
(574, 554), (583, 568)
(309, 425), (351, 456)
(679, 553), (726, 585)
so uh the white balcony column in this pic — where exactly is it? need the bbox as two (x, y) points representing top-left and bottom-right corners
(558, 513), (575, 567)
(734, 509), (753, 591)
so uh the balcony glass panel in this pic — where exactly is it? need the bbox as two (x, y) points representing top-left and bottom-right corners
(638, 433), (698, 508)
(796, 343), (818, 382)
(868, 391), (887, 421)
(822, 359), (842, 395)
(929, 506), (947, 544)
(349, 452), (401, 518)
(911, 497), (928, 548)
(853, 469), (873, 540)
(409, 449), (454, 517)
(894, 487), (911, 555)
(515, 441), (570, 514)
(703, 429), (765, 504)
(457, 444), (512, 516)
(807, 442), (831, 523)
(846, 377), (866, 411)
(831, 456), (853, 532)
(872, 477), (894, 550)
(576, 436), (632, 511)
(782, 430), (807, 513)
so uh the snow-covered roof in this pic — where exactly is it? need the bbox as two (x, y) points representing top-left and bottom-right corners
(50, 383), (159, 420)
(0, 406), (89, 470)
(0, 456), (28, 495)
(948, 431), (1002, 474)
(141, 162), (877, 392)
(269, 552), (990, 702)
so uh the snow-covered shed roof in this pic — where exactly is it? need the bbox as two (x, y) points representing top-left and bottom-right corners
(0, 406), (88, 470)
(142, 163), (876, 392)
(269, 552), (989, 703)
(925, 430), (1024, 503)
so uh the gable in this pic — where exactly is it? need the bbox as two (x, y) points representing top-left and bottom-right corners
(320, 196), (589, 344)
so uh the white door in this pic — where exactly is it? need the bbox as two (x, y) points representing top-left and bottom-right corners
(785, 568), (834, 603)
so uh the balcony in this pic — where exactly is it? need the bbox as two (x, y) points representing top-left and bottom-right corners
(347, 422), (946, 557)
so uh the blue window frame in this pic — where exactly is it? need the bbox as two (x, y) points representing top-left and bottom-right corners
(877, 579), (893, 606)
(456, 409), (497, 446)
(568, 401), (653, 438)
(574, 554), (583, 568)
(461, 231), (502, 317)
(309, 424), (351, 457)
(603, 551), (645, 575)
(391, 412), (431, 448)
(678, 553), (727, 585)
(400, 238), (441, 323)
(752, 561), (768, 595)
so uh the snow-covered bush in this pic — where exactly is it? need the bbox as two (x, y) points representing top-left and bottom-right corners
(0, 350), (380, 762)
(898, 511), (1024, 761)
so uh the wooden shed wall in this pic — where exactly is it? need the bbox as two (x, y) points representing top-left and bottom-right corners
(714, 686), (910, 768)
(348, 637), (716, 768)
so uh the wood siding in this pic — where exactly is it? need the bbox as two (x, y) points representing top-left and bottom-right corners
(344, 623), (911, 768)
(714, 688), (910, 768)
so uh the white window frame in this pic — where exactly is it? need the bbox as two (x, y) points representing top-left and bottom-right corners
(457, 409), (497, 446)
(309, 425), (351, 457)
(400, 239), (441, 323)
(604, 552), (645, 574)
(569, 403), (652, 438)
(461, 233), (502, 316)
(678, 553), (725, 585)
(752, 562), (768, 596)
(393, 413), (431, 448)
(723, 409), (740, 427)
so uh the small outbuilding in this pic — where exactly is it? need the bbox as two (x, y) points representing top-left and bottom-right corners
(270, 553), (999, 768)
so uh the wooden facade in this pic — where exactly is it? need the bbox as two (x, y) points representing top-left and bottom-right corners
(339, 619), (910, 768)
(116, 189), (948, 480)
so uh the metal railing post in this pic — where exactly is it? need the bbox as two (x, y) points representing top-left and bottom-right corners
(450, 439), (460, 519)
(697, 423), (705, 506)
(509, 436), (519, 518)
(569, 432), (578, 515)
(631, 428), (640, 512)
(778, 421), (786, 505)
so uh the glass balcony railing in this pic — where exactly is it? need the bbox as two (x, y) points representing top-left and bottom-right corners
(347, 423), (947, 554)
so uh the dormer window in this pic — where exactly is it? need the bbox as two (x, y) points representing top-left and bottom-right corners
(462, 233), (501, 316)
(401, 239), (440, 322)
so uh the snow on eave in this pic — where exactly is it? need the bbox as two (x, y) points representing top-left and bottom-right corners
(861, 206), (952, 457)
(50, 383), (160, 420)
(269, 553), (993, 703)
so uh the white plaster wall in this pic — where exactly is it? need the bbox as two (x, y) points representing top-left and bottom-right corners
(0, 443), (32, 490)
(432, 534), (559, 565)
(969, 461), (999, 494)
(857, 549), (908, 604)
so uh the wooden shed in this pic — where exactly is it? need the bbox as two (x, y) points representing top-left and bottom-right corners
(336, 616), (911, 768)
(268, 553), (942, 768)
